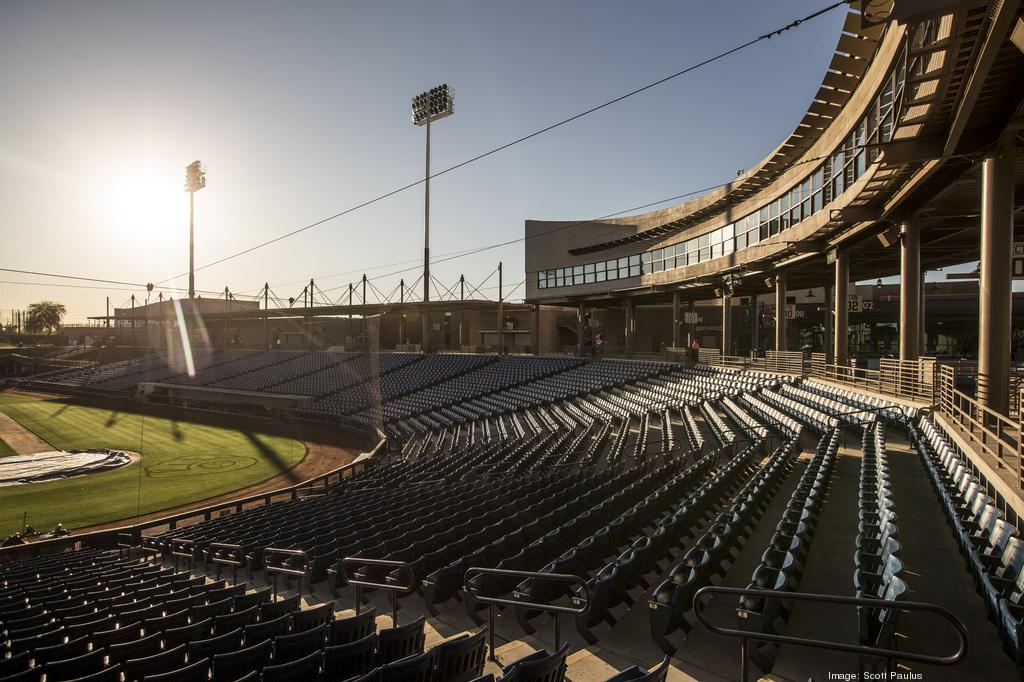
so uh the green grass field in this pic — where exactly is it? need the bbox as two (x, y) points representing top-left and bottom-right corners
(0, 436), (14, 457)
(0, 393), (305, 535)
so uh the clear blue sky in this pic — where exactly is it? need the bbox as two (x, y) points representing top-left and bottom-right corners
(1, 1), (869, 322)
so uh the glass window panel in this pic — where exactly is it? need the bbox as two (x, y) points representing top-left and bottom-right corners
(629, 264), (641, 277)
(759, 207), (769, 224)
(812, 168), (823, 192)
(653, 260), (663, 273)
(595, 261), (605, 272)
(641, 252), (652, 265)
(699, 247), (711, 261)
(618, 257), (628, 268)
(735, 232), (747, 250)
(723, 223), (734, 239)
(584, 272), (595, 284)
(584, 262), (595, 274)
(629, 254), (641, 267)
(596, 270), (606, 282)
(813, 191), (823, 213)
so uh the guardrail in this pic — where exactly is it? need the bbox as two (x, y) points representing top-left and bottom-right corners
(939, 364), (1022, 489)
(692, 586), (969, 682)
(265, 548), (310, 599)
(0, 430), (388, 563)
(339, 557), (416, 626)
(464, 567), (591, 661)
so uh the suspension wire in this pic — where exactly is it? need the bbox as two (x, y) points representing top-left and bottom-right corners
(154, 1), (851, 285)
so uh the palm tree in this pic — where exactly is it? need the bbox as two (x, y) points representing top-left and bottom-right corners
(24, 301), (67, 335)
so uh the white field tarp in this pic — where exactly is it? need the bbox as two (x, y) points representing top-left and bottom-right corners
(0, 449), (132, 486)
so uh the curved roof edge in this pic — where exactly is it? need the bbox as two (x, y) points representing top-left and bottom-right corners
(565, 1), (890, 256)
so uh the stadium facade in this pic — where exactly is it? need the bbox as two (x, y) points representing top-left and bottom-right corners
(525, 1), (1024, 414)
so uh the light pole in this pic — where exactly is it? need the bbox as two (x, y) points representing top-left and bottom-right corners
(184, 160), (207, 300)
(411, 84), (454, 351)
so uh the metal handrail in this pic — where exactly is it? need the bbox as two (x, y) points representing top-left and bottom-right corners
(264, 548), (310, 599)
(340, 557), (415, 626)
(464, 567), (591, 661)
(692, 586), (969, 682)
(208, 542), (245, 581)
(169, 538), (196, 572)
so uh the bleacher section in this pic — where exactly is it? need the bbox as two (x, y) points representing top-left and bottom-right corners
(2, 359), (1019, 679)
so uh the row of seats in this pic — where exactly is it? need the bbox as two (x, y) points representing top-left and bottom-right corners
(736, 426), (837, 672)
(912, 416), (1024, 668)
(649, 430), (801, 655)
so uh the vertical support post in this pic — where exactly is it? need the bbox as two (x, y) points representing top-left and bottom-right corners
(497, 261), (504, 355)
(750, 295), (758, 356)
(672, 291), (680, 349)
(131, 295), (136, 347)
(687, 300), (696, 347)
(834, 251), (849, 366)
(577, 303), (585, 356)
(775, 273), (787, 352)
(625, 298), (635, 354)
(488, 603), (497, 661)
(362, 274), (368, 352)
(106, 297), (110, 329)
(459, 274), (465, 348)
(978, 140), (1014, 416)
(263, 283), (269, 350)
(824, 284), (833, 363)
(188, 190), (195, 300)
(224, 287), (230, 351)
(722, 291), (732, 356)
(422, 119), (431, 353)
(899, 217), (921, 361)
(532, 304), (540, 355)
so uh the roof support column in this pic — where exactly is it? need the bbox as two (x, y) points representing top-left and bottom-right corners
(834, 250), (849, 366)
(625, 298), (635, 354)
(687, 300), (696, 347)
(532, 304), (540, 355)
(775, 273), (787, 352)
(750, 295), (759, 355)
(722, 291), (732, 356)
(577, 303), (585, 357)
(899, 216), (921, 361)
(978, 140), (1014, 416)
(672, 291), (680, 349)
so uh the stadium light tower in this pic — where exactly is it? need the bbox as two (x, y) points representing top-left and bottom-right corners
(184, 160), (207, 300)
(411, 84), (454, 348)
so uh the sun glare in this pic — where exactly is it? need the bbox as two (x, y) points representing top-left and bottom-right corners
(100, 167), (181, 245)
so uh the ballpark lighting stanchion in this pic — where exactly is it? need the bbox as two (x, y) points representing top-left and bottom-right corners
(184, 160), (207, 300)
(411, 84), (454, 352)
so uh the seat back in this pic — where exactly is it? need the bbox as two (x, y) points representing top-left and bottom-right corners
(142, 658), (211, 682)
(380, 649), (435, 682)
(188, 627), (244, 661)
(262, 650), (324, 682)
(243, 611), (291, 645)
(291, 603), (334, 632)
(432, 629), (487, 682)
(124, 644), (189, 681)
(273, 622), (327, 663)
(43, 649), (106, 682)
(323, 633), (378, 682)
(328, 607), (377, 645)
(212, 639), (273, 682)
(377, 616), (426, 665)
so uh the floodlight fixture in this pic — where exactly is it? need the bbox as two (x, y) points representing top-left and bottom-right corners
(411, 84), (454, 126)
